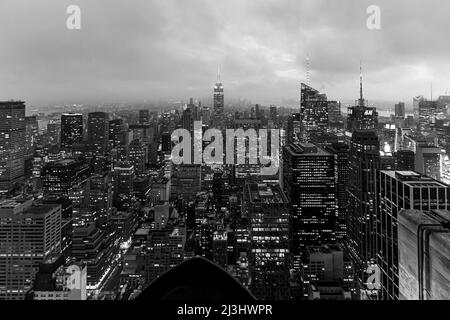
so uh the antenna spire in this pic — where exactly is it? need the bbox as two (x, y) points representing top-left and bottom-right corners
(217, 65), (221, 83)
(306, 54), (311, 86)
(358, 61), (365, 107)
(360, 61), (363, 102)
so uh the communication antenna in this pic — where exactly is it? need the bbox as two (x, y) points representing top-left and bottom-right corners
(217, 65), (221, 83)
(306, 54), (311, 86)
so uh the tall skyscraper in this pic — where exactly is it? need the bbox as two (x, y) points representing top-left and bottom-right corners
(0, 199), (62, 300)
(418, 100), (437, 134)
(283, 143), (337, 270)
(145, 228), (185, 284)
(375, 171), (450, 300)
(300, 83), (328, 141)
(346, 66), (378, 133)
(86, 173), (113, 229)
(113, 161), (134, 211)
(47, 120), (61, 145)
(182, 106), (194, 133)
(0, 101), (26, 193)
(129, 139), (148, 174)
(395, 102), (406, 118)
(213, 69), (224, 126)
(347, 130), (380, 281)
(244, 183), (290, 300)
(61, 113), (83, 149)
(327, 101), (343, 129)
(325, 143), (350, 240)
(88, 112), (109, 154)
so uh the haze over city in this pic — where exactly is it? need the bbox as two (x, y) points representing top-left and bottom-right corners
(1, 0), (450, 107)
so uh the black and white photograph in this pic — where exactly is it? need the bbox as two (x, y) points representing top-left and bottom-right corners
(0, 0), (449, 317)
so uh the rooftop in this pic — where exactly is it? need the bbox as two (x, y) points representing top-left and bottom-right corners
(285, 143), (331, 157)
(247, 183), (288, 204)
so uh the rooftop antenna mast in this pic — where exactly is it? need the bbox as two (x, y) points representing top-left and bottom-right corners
(217, 65), (221, 83)
(358, 60), (365, 107)
(360, 61), (363, 102)
(306, 53), (311, 86)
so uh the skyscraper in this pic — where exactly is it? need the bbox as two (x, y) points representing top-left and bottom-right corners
(244, 183), (290, 300)
(395, 150), (415, 171)
(327, 101), (343, 129)
(300, 83), (328, 141)
(88, 112), (109, 154)
(347, 130), (380, 280)
(286, 113), (301, 145)
(86, 173), (113, 229)
(375, 171), (450, 300)
(61, 113), (83, 149)
(213, 69), (224, 126)
(346, 65), (378, 133)
(113, 161), (134, 211)
(325, 143), (350, 240)
(283, 143), (337, 270)
(0, 101), (26, 193)
(0, 199), (62, 300)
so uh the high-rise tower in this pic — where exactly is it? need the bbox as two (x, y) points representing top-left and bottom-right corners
(0, 101), (26, 193)
(213, 66), (224, 126)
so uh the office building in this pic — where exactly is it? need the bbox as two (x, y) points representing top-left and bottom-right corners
(72, 223), (117, 290)
(61, 113), (83, 149)
(375, 171), (450, 300)
(0, 101), (26, 193)
(283, 143), (337, 270)
(395, 150), (415, 171)
(244, 183), (290, 300)
(415, 145), (443, 181)
(30, 257), (87, 300)
(41, 159), (90, 198)
(395, 102), (406, 118)
(347, 130), (380, 277)
(300, 83), (328, 141)
(145, 228), (186, 283)
(0, 199), (62, 300)
(302, 245), (354, 300)
(113, 161), (134, 211)
(88, 112), (109, 154)
(213, 73), (224, 126)
(325, 143), (350, 240)
(398, 209), (450, 300)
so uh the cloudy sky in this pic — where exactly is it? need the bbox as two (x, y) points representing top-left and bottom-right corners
(0, 0), (449, 107)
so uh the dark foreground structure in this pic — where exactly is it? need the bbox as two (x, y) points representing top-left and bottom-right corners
(137, 257), (255, 301)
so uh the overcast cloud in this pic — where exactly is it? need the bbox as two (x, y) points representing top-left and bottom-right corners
(0, 0), (449, 107)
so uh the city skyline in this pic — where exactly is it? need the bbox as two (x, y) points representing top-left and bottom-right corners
(1, 0), (450, 107)
(1, 0), (450, 307)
